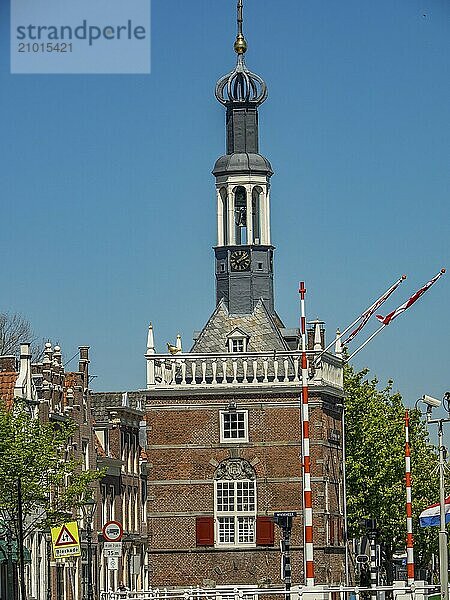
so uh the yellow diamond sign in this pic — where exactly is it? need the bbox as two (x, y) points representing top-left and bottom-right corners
(51, 522), (81, 558)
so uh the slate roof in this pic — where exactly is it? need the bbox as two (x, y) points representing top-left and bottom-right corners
(0, 371), (17, 409)
(191, 298), (289, 353)
(90, 391), (144, 422)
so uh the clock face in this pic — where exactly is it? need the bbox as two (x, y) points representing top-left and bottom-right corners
(230, 250), (251, 271)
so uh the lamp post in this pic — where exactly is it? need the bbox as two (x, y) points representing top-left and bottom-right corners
(81, 497), (96, 600)
(419, 393), (450, 600)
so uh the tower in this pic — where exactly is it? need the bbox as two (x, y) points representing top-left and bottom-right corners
(93, 1), (346, 591)
(213, 0), (275, 316)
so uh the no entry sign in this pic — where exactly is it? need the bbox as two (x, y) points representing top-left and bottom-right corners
(102, 521), (123, 542)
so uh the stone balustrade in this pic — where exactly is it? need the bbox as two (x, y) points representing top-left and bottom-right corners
(145, 350), (343, 391)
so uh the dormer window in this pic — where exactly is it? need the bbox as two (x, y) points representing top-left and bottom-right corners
(231, 339), (245, 353)
(227, 327), (250, 353)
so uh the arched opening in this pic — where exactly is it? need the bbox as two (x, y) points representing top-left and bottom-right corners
(220, 187), (228, 245)
(252, 186), (262, 244)
(234, 186), (247, 245)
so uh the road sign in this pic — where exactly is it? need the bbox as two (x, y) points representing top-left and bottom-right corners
(102, 521), (123, 542)
(103, 542), (122, 557)
(51, 522), (81, 558)
(274, 512), (297, 517)
(108, 557), (119, 570)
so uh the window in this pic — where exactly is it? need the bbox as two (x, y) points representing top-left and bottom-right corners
(252, 187), (261, 243)
(215, 479), (256, 546)
(231, 339), (244, 353)
(109, 486), (115, 521)
(220, 410), (248, 443)
(82, 440), (89, 471)
(101, 485), (107, 525)
(214, 459), (256, 547)
(234, 186), (247, 244)
(227, 328), (249, 353)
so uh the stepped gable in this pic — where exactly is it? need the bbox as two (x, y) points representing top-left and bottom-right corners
(191, 298), (288, 353)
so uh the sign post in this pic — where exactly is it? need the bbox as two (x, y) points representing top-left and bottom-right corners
(273, 512), (297, 591)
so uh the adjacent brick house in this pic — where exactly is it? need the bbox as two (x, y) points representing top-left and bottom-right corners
(92, 393), (149, 592)
(0, 343), (100, 600)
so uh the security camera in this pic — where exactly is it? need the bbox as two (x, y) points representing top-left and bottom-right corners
(422, 394), (442, 408)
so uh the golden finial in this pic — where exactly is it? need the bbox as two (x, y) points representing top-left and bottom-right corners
(234, 33), (247, 55)
(234, 0), (247, 54)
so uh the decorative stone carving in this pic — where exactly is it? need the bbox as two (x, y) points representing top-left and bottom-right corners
(214, 458), (256, 481)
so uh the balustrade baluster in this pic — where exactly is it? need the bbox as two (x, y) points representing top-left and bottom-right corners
(263, 357), (269, 383)
(201, 360), (207, 384)
(274, 359), (279, 382)
(243, 359), (248, 383)
(232, 359), (238, 384)
(191, 361), (197, 384)
(181, 359), (187, 385)
(293, 357), (300, 382)
(252, 360), (258, 383)
(212, 359), (217, 385)
(283, 358), (289, 382)
(222, 358), (228, 384)
(161, 361), (167, 385)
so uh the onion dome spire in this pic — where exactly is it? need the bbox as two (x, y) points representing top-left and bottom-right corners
(215, 0), (268, 107)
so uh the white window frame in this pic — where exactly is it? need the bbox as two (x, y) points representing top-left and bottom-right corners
(229, 338), (246, 353)
(214, 479), (256, 548)
(220, 410), (248, 443)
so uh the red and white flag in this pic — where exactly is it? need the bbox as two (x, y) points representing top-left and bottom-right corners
(344, 275), (406, 344)
(376, 269), (446, 326)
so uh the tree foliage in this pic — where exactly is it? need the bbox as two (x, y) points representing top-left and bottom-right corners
(344, 363), (439, 573)
(0, 400), (101, 539)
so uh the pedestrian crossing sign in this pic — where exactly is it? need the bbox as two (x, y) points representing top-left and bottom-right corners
(51, 522), (81, 558)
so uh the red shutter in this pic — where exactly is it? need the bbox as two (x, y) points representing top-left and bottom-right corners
(256, 516), (274, 546)
(196, 517), (214, 546)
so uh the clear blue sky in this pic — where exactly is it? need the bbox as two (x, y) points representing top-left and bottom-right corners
(0, 0), (449, 406)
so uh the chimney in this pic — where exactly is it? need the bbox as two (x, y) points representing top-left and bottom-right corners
(0, 355), (17, 372)
(78, 346), (90, 390)
(14, 343), (32, 400)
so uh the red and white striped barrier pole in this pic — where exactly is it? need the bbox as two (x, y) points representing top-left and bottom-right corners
(299, 281), (315, 586)
(405, 410), (415, 585)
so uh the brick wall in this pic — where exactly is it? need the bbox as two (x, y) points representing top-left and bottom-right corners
(145, 388), (345, 587)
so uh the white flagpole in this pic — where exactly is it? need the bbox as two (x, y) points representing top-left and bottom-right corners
(346, 324), (386, 362)
(315, 275), (406, 362)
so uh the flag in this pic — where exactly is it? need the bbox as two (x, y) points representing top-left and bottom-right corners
(376, 269), (446, 326)
(344, 275), (406, 344)
(419, 497), (450, 527)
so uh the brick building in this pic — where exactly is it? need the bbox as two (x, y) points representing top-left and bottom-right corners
(93, 2), (346, 590)
(0, 342), (100, 600)
(92, 392), (149, 592)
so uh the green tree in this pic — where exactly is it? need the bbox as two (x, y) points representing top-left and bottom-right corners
(0, 399), (100, 540)
(344, 363), (439, 579)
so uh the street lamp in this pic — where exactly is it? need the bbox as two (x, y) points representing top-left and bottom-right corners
(81, 497), (96, 600)
(419, 393), (450, 600)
